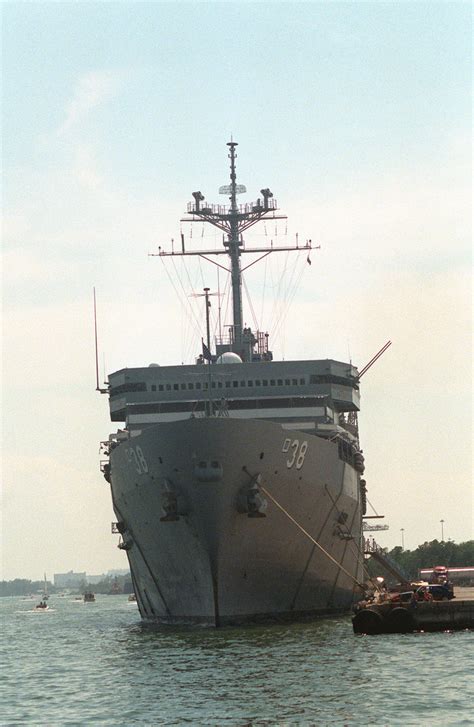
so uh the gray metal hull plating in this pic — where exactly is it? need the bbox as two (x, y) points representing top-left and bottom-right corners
(109, 418), (364, 625)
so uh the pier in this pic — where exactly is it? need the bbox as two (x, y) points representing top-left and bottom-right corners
(352, 587), (474, 634)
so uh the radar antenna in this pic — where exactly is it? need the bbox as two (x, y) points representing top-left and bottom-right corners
(150, 141), (316, 361)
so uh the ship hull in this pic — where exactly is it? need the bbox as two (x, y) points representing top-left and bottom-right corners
(109, 417), (364, 625)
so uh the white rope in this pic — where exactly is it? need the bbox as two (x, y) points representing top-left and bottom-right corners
(260, 485), (366, 590)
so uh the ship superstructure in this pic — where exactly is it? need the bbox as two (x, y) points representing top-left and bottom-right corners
(101, 142), (367, 625)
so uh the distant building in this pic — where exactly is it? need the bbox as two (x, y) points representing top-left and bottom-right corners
(54, 568), (130, 587)
(106, 569), (130, 577)
(54, 571), (86, 587)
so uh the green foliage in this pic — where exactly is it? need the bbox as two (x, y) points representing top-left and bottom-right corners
(386, 540), (474, 579)
(0, 579), (50, 597)
(0, 575), (132, 596)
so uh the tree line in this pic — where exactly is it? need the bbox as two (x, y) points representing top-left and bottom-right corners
(383, 539), (474, 580)
(0, 579), (49, 597)
(0, 574), (132, 597)
(2, 541), (472, 596)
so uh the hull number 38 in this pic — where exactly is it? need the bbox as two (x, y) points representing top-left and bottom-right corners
(282, 439), (308, 470)
(126, 445), (149, 474)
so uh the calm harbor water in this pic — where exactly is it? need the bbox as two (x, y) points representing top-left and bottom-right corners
(1, 595), (472, 726)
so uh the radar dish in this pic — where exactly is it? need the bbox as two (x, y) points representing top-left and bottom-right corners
(219, 184), (246, 195)
(216, 352), (243, 364)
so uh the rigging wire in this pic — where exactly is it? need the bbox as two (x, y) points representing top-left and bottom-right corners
(182, 256), (197, 300)
(259, 252), (269, 330)
(268, 249), (291, 338)
(271, 250), (299, 336)
(212, 271), (231, 342)
(168, 256), (204, 345)
(242, 274), (259, 331)
(198, 255), (206, 291)
(159, 257), (195, 362)
(271, 253), (308, 344)
(221, 273), (232, 338)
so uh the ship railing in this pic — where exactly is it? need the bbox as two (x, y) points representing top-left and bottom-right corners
(187, 199), (278, 216)
(216, 327), (268, 350)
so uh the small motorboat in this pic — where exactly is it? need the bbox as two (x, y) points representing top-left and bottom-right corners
(83, 591), (96, 602)
(34, 600), (49, 611)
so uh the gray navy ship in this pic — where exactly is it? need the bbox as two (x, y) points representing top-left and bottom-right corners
(100, 142), (368, 625)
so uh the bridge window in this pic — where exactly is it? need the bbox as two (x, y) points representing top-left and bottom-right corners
(310, 374), (352, 386)
(151, 385), (156, 391)
(285, 379), (290, 385)
(263, 380), (268, 386)
(173, 384), (179, 391)
(110, 381), (147, 396)
(188, 383), (194, 390)
(277, 379), (283, 385)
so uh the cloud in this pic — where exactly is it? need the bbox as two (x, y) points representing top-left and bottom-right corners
(57, 69), (122, 136)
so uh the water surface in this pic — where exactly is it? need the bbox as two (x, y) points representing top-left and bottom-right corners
(1, 595), (472, 725)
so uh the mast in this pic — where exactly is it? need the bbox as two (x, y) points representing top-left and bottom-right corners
(151, 141), (314, 361)
(227, 141), (243, 348)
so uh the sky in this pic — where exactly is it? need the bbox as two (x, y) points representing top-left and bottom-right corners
(2, 1), (472, 581)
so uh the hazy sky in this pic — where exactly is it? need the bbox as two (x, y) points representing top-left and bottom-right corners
(2, 1), (472, 581)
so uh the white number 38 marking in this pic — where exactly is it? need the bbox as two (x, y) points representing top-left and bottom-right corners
(126, 445), (149, 474)
(282, 439), (308, 470)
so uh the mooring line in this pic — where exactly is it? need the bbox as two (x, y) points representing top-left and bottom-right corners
(260, 485), (367, 591)
(324, 483), (374, 587)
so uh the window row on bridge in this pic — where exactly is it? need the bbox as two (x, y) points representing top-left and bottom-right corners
(128, 397), (327, 414)
(111, 373), (356, 398)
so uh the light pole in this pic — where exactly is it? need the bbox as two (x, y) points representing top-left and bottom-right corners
(440, 519), (445, 542)
(401, 528), (405, 550)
